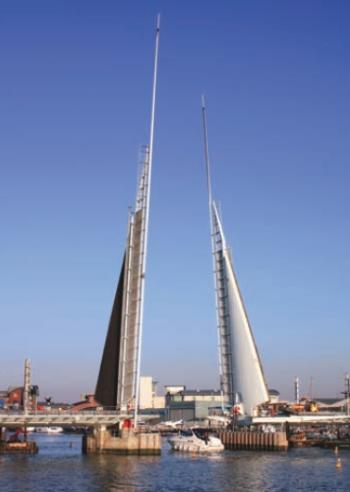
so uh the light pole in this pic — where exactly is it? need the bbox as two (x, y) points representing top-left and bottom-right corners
(345, 373), (350, 416)
(294, 377), (300, 404)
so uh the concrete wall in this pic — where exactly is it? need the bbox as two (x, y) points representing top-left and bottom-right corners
(83, 427), (161, 455)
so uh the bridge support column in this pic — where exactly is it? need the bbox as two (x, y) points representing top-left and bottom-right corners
(82, 427), (161, 455)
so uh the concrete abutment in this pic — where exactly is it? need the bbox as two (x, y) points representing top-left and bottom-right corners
(82, 427), (161, 455)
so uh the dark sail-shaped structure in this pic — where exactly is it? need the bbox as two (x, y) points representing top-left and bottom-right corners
(95, 257), (125, 407)
(95, 17), (160, 417)
(95, 150), (151, 410)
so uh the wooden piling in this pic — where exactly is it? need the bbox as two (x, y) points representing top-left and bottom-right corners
(218, 430), (288, 451)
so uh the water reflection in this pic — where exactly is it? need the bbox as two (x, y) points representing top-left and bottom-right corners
(0, 434), (349, 492)
(86, 454), (162, 492)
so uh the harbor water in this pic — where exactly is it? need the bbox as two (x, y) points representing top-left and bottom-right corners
(1, 434), (350, 491)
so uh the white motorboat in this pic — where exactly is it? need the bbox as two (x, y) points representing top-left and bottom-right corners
(163, 419), (183, 429)
(47, 426), (64, 434)
(35, 426), (64, 434)
(168, 430), (224, 453)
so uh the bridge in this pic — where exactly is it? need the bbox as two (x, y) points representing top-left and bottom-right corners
(0, 411), (129, 428)
(252, 414), (350, 426)
(0, 18), (163, 456)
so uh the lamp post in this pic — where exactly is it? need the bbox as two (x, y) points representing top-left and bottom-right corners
(345, 373), (350, 417)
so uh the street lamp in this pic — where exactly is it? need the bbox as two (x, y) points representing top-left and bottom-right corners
(345, 373), (350, 417)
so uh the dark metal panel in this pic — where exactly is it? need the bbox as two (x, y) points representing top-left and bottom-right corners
(95, 256), (125, 408)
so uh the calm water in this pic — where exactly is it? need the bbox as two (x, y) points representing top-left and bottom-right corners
(1, 434), (350, 492)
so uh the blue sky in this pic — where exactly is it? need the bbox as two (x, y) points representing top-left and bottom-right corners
(1, 1), (349, 402)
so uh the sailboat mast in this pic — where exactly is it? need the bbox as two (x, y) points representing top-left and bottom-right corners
(134, 14), (161, 427)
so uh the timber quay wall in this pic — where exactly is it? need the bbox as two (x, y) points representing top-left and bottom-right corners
(218, 431), (289, 451)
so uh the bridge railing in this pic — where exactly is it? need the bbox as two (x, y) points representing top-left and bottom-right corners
(0, 408), (126, 417)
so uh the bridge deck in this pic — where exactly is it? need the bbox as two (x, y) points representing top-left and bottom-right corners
(252, 414), (350, 425)
(0, 412), (130, 427)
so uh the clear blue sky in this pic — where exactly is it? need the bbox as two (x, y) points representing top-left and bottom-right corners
(1, 1), (349, 402)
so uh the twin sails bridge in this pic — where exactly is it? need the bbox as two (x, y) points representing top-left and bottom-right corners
(2, 16), (271, 431)
(92, 32), (269, 420)
(2, 18), (348, 437)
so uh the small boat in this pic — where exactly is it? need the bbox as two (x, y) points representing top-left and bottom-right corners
(0, 440), (38, 454)
(35, 426), (64, 434)
(168, 429), (224, 453)
(47, 426), (64, 434)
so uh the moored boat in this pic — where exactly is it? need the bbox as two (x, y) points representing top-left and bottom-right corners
(0, 440), (38, 454)
(168, 430), (224, 453)
(35, 426), (64, 434)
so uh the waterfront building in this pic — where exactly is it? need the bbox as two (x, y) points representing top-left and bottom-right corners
(268, 390), (280, 404)
(314, 397), (350, 412)
(0, 385), (39, 410)
(7, 386), (24, 407)
(165, 388), (223, 405)
(164, 385), (186, 395)
(139, 377), (165, 409)
(165, 387), (223, 421)
(0, 390), (7, 408)
(138, 381), (224, 419)
(71, 394), (98, 412)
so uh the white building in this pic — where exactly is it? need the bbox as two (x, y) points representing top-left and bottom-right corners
(139, 377), (165, 409)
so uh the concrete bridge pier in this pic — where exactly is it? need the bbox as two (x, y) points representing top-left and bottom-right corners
(82, 426), (161, 455)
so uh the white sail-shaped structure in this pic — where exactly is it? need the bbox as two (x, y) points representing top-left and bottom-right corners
(201, 98), (269, 417)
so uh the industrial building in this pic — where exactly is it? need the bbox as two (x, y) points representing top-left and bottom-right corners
(139, 377), (165, 409)
(0, 385), (39, 410)
(165, 386), (223, 421)
(138, 379), (225, 421)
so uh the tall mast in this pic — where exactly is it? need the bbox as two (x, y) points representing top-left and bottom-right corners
(95, 16), (161, 417)
(201, 96), (227, 404)
(134, 14), (161, 426)
(201, 95), (213, 217)
(201, 97), (269, 415)
(201, 96), (226, 249)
